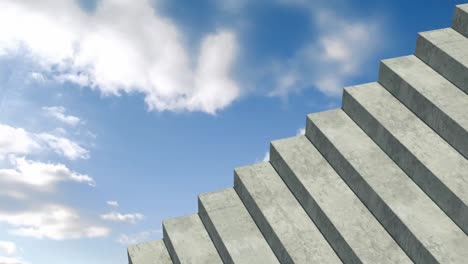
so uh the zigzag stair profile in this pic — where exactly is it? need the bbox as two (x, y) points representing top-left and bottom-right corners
(128, 4), (468, 264)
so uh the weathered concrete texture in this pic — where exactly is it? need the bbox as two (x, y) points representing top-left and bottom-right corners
(198, 188), (279, 264)
(234, 162), (341, 264)
(269, 136), (411, 264)
(163, 214), (222, 264)
(127, 240), (172, 264)
(452, 4), (468, 38)
(342, 82), (468, 234)
(379, 55), (468, 159)
(415, 28), (468, 94)
(306, 109), (468, 264)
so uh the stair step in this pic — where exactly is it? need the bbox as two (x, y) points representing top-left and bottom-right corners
(127, 240), (172, 264)
(452, 4), (468, 38)
(415, 28), (468, 94)
(234, 162), (342, 264)
(198, 188), (279, 264)
(306, 109), (468, 264)
(379, 55), (468, 159)
(342, 82), (468, 234)
(163, 214), (222, 264)
(269, 136), (411, 264)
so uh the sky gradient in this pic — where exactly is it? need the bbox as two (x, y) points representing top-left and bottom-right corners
(0, 0), (465, 263)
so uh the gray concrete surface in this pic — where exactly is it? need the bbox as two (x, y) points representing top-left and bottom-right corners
(379, 55), (468, 159)
(452, 4), (468, 37)
(127, 240), (172, 264)
(198, 188), (279, 264)
(163, 214), (222, 264)
(306, 109), (468, 263)
(234, 162), (342, 264)
(269, 136), (411, 264)
(415, 28), (468, 94)
(342, 82), (468, 234)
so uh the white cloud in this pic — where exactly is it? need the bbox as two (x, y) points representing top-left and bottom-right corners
(263, 151), (270, 162)
(0, 256), (28, 264)
(117, 229), (162, 245)
(100, 211), (144, 224)
(37, 133), (89, 160)
(42, 106), (81, 126)
(269, 7), (384, 97)
(0, 205), (110, 240)
(106, 201), (119, 207)
(0, 241), (17, 255)
(296, 127), (305, 136)
(0, 125), (40, 159)
(0, 156), (95, 189)
(0, 0), (240, 114)
(0, 123), (89, 160)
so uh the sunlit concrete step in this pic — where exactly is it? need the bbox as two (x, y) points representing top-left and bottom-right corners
(128, 240), (172, 264)
(342, 82), (468, 234)
(269, 136), (411, 264)
(198, 188), (279, 264)
(306, 109), (468, 263)
(163, 214), (222, 264)
(415, 28), (468, 94)
(379, 55), (468, 159)
(453, 4), (468, 37)
(234, 162), (341, 264)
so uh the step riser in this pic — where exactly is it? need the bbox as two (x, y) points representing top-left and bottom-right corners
(342, 89), (468, 234)
(233, 173), (293, 263)
(269, 145), (362, 264)
(453, 4), (468, 38)
(378, 60), (468, 159)
(163, 227), (181, 264)
(306, 114), (437, 263)
(415, 30), (468, 95)
(198, 200), (232, 264)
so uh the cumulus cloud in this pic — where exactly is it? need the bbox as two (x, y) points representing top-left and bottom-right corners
(0, 241), (17, 255)
(42, 106), (81, 126)
(100, 212), (144, 224)
(106, 201), (119, 207)
(0, 156), (95, 189)
(117, 229), (162, 245)
(296, 127), (305, 135)
(0, 0), (240, 114)
(0, 123), (89, 160)
(0, 205), (110, 240)
(0, 256), (28, 264)
(269, 6), (384, 97)
(262, 151), (270, 162)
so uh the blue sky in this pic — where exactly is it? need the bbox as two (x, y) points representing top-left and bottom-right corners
(0, 0), (464, 263)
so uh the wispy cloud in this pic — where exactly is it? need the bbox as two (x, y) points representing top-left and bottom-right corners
(0, 156), (95, 189)
(262, 151), (270, 162)
(117, 230), (162, 246)
(42, 106), (81, 126)
(0, 0), (240, 114)
(0, 256), (29, 264)
(37, 133), (89, 160)
(0, 205), (110, 240)
(0, 241), (17, 255)
(100, 212), (144, 224)
(106, 201), (119, 207)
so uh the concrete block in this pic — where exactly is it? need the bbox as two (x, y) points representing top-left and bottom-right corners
(342, 82), (468, 234)
(127, 240), (172, 264)
(234, 162), (341, 264)
(452, 4), (468, 37)
(270, 136), (411, 264)
(198, 188), (279, 264)
(306, 108), (468, 263)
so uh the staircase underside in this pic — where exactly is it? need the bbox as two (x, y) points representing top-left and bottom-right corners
(128, 4), (468, 264)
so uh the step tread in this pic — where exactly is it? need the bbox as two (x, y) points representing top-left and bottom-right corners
(270, 136), (411, 263)
(307, 109), (468, 263)
(163, 214), (222, 264)
(234, 162), (341, 264)
(415, 28), (468, 94)
(379, 55), (468, 159)
(345, 82), (468, 211)
(198, 188), (280, 264)
(128, 240), (172, 264)
(453, 4), (468, 38)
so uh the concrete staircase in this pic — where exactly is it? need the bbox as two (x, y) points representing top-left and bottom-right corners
(127, 4), (468, 263)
